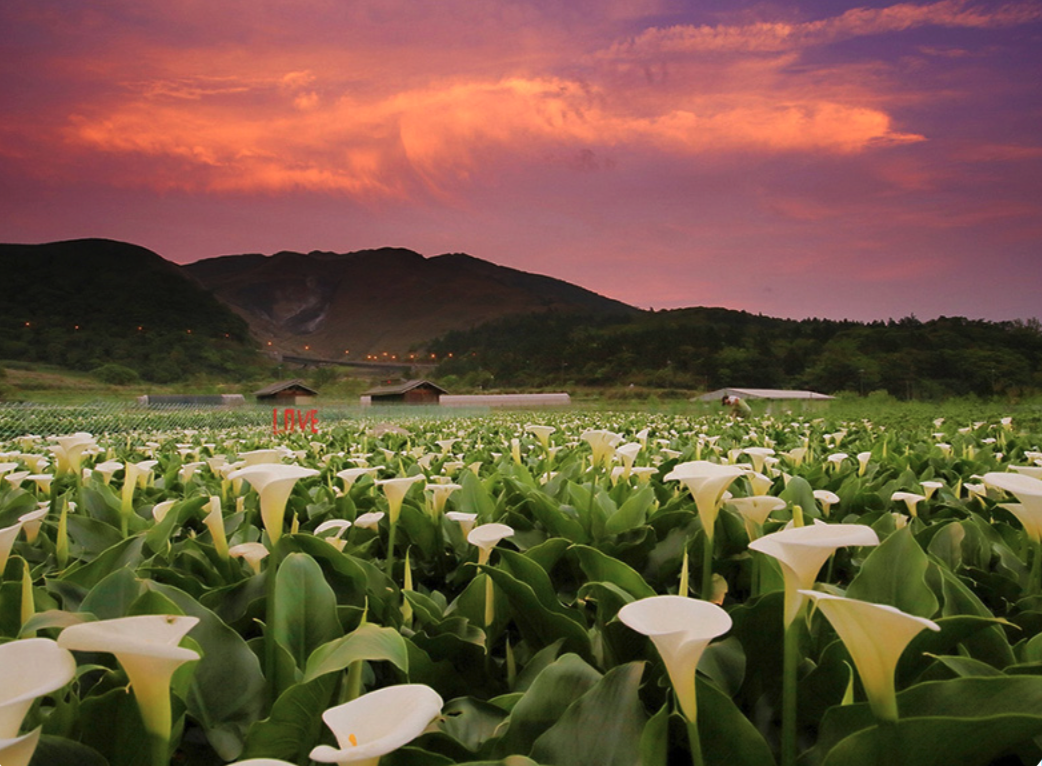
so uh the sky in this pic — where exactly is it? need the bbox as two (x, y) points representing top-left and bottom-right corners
(2, 0), (1040, 323)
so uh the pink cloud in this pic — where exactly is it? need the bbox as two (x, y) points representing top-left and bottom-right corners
(606, 1), (1042, 57)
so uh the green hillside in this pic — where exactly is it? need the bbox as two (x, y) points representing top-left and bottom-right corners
(0, 239), (264, 383)
(429, 308), (1042, 399)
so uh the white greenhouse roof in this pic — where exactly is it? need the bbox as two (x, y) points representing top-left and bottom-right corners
(696, 387), (834, 402)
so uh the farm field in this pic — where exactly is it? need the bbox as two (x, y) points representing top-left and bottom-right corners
(2, 401), (1042, 766)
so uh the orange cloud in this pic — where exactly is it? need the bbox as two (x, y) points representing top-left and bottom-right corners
(62, 66), (919, 199)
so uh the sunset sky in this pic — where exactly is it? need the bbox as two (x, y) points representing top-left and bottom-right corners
(2, 0), (1040, 322)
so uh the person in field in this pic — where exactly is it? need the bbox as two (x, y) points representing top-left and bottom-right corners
(722, 394), (752, 419)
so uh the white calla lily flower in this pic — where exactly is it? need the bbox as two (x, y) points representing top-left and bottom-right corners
(467, 523), (514, 565)
(801, 590), (939, 721)
(0, 728), (42, 766)
(749, 524), (879, 625)
(375, 476), (423, 524)
(309, 684), (444, 765)
(0, 638), (77, 739)
(983, 472), (1042, 543)
(664, 461), (745, 542)
(228, 464), (320, 544)
(229, 542), (270, 574)
(618, 596), (731, 723)
(58, 615), (200, 743)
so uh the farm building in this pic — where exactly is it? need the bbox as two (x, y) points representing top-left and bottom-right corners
(254, 379), (318, 406)
(361, 379), (446, 405)
(696, 387), (834, 402)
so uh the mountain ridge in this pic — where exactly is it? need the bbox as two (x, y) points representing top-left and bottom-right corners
(182, 245), (637, 358)
(3, 238), (638, 364)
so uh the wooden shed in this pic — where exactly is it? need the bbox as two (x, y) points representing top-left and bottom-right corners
(361, 379), (446, 405)
(254, 379), (318, 406)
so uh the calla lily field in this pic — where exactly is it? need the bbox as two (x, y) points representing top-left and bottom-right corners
(2, 405), (1042, 766)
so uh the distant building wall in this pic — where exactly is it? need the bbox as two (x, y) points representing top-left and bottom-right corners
(440, 393), (571, 408)
(137, 394), (246, 407)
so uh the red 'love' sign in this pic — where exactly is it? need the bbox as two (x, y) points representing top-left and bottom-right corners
(272, 408), (319, 434)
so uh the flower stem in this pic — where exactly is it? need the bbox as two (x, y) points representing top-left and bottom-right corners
(686, 718), (706, 766)
(781, 619), (801, 766)
(1032, 539), (1042, 596)
(148, 732), (170, 766)
(385, 521), (398, 578)
(701, 532), (714, 601)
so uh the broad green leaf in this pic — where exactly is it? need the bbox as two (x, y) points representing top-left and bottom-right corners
(811, 676), (1042, 766)
(66, 514), (124, 557)
(531, 662), (646, 766)
(304, 623), (410, 682)
(273, 552), (343, 671)
(605, 485), (655, 535)
(147, 581), (267, 761)
(240, 675), (336, 763)
(925, 521), (964, 571)
(60, 537), (146, 589)
(639, 703), (670, 766)
(697, 676), (777, 766)
(481, 565), (592, 660)
(847, 526), (939, 618)
(925, 653), (1004, 678)
(461, 470), (497, 520)
(438, 696), (509, 753)
(569, 544), (656, 600)
(79, 566), (143, 620)
(29, 735), (108, 766)
(494, 653), (602, 758)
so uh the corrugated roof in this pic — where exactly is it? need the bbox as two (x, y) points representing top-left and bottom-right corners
(254, 378), (319, 397)
(696, 387), (834, 402)
(363, 379), (447, 396)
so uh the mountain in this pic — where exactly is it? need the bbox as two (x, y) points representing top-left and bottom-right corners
(183, 247), (637, 359)
(0, 239), (261, 381)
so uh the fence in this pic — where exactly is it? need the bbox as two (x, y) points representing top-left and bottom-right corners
(0, 402), (365, 442)
(0, 400), (521, 442)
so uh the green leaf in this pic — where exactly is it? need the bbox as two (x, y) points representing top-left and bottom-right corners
(273, 552), (343, 671)
(481, 565), (592, 661)
(460, 470), (496, 520)
(810, 676), (1042, 766)
(697, 675), (777, 766)
(29, 735), (108, 766)
(639, 703), (670, 766)
(438, 696), (509, 753)
(304, 622), (410, 682)
(925, 653), (1004, 678)
(147, 581), (267, 761)
(605, 485), (655, 535)
(925, 521), (964, 571)
(531, 662), (646, 766)
(699, 636), (746, 699)
(569, 544), (656, 600)
(79, 567), (143, 620)
(66, 514), (124, 557)
(494, 654), (602, 758)
(240, 675), (337, 763)
(847, 526), (939, 618)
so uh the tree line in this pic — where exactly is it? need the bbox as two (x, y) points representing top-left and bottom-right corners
(427, 308), (1042, 399)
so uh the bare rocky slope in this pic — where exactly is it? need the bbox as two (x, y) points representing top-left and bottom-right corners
(182, 247), (637, 359)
